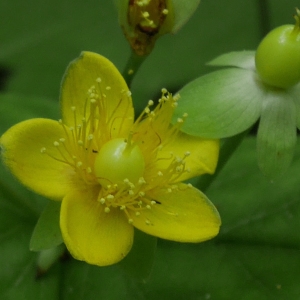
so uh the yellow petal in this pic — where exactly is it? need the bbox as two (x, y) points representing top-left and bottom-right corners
(128, 183), (221, 242)
(157, 132), (219, 182)
(61, 51), (134, 138)
(0, 119), (77, 200)
(60, 187), (134, 266)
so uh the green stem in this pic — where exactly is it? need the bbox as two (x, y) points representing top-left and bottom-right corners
(195, 129), (251, 192)
(256, 0), (271, 37)
(122, 50), (147, 88)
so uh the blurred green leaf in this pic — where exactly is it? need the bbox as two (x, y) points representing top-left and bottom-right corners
(207, 138), (300, 248)
(0, 93), (59, 132)
(30, 201), (63, 251)
(118, 229), (157, 282)
(173, 68), (262, 138)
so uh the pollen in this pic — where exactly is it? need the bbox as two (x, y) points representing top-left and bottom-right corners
(98, 197), (105, 204)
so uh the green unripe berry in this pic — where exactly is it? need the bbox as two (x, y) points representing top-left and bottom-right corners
(94, 138), (145, 187)
(255, 9), (300, 89)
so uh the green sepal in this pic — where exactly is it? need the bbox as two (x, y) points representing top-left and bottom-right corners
(257, 90), (297, 179)
(173, 68), (262, 138)
(290, 83), (300, 129)
(30, 201), (63, 251)
(37, 244), (65, 276)
(118, 228), (157, 282)
(207, 50), (256, 70)
(171, 0), (201, 33)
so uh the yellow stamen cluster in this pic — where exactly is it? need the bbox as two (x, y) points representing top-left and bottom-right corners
(132, 0), (168, 31)
(41, 80), (191, 225)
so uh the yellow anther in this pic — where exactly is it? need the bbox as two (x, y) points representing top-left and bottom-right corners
(138, 177), (146, 185)
(98, 198), (105, 204)
(104, 207), (110, 213)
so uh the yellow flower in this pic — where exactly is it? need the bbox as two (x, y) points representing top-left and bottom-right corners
(0, 52), (220, 266)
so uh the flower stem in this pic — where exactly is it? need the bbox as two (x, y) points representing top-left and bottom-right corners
(122, 50), (147, 88)
(256, 0), (271, 37)
(195, 129), (251, 192)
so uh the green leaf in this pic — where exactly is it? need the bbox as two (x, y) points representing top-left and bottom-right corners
(207, 50), (256, 70)
(145, 242), (300, 299)
(30, 201), (63, 251)
(174, 68), (262, 138)
(207, 137), (300, 247)
(0, 93), (59, 132)
(171, 0), (201, 33)
(118, 229), (157, 282)
(257, 90), (297, 179)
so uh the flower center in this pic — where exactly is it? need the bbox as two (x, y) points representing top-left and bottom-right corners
(94, 138), (145, 187)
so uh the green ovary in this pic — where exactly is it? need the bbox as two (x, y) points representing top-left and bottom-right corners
(94, 138), (145, 186)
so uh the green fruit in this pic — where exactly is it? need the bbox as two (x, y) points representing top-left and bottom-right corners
(94, 138), (145, 187)
(255, 10), (300, 89)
